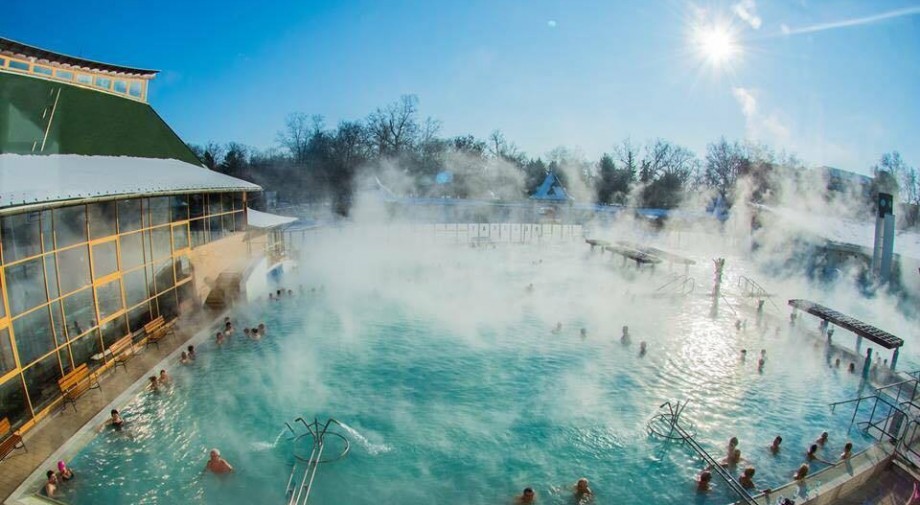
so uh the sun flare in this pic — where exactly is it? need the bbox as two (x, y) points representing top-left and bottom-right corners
(693, 24), (739, 66)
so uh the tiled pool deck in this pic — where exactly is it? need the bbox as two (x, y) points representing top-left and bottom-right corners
(0, 310), (218, 504)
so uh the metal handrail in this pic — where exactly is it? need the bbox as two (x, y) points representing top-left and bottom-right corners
(648, 401), (757, 505)
(285, 417), (350, 505)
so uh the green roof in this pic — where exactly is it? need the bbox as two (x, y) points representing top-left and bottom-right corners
(0, 71), (200, 165)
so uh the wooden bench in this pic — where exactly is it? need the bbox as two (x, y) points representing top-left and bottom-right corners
(58, 364), (100, 413)
(143, 316), (175, 349)
(109, 335), (135, 372)
(0, 417), (26, 462)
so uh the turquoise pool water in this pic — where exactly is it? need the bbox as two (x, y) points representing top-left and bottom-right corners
(49, 241), (879, 505)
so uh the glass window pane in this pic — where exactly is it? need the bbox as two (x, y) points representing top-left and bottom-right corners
(76, 74), (92, 85)
(5, 258), (47, 316)
(87, 202), (117, 240)
(49, 301), (66, 347)
(41, 210), (54, 253)
(124, 268), (150, 308)
(12, 306), (54, 366)
(92, 241), (118, 279)
(221, 193), (233, 213)
(101, 315), (128, 349)
(222, 213), (235, 234)
(127, 303), (151, 334)
(62, 288), (96, 339)
(157, 290), (178, 320)
(93, 76), (111, 89)
(69, 330), (101, 371)
(154, 259), (174, 293)
(58, 346), (73, 375)
(172, 224), (189, 251)
(150, 228), (171, 260)
(177, 280), (196, 313)
(57, 245), (91, 294)
(55, 69), (73, 80)
(171, 195), (188, 222)
(117, 199), (143, 233)
(190, 218), (206, 248)
(53, 205), (87, 248)
(0, 328), (16, 375)
(113, 80), (127, 94)
(23, 352), (64, 413)
(208, 194), (222, 215)
(44, 255), (59, 302)
(128, 81), (142, 97)
(1, 212), (42, 263)
(208, 216), (223, 241)
(0, 376), (30, 428)
(33, 65), (52, 76)
(149, 197), (169, 227)
(119, 232), (145, 270)
(8, 60), (29, 71)
(175, 255), (192, 282)
(0, 57), (6, 67)
(233, 193), (244, 211)
(189, 194), (206, 219)
(96, 278), (124, 321)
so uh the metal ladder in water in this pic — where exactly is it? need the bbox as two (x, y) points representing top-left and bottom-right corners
(283, 417), (350, 505)
(648, 401), (758, 505)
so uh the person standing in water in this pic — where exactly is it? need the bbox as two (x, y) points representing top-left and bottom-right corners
(574, 478), (593, 502)
(515, 487), (536, 503)
(205, 448), (233, 474)
(621, 325), (631, 345)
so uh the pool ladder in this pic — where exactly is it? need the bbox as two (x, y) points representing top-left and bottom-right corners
(648, 401), (757, 505)
(283, 417), (350, 505)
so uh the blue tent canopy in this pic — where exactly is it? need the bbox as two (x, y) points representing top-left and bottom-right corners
(530, 172), (573, 201)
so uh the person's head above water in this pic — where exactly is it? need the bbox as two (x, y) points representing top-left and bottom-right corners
(521, 487), (535, 502)
(576, 478), (590, 492)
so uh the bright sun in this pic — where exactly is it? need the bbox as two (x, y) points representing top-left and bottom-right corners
(693, 24), (739, 66)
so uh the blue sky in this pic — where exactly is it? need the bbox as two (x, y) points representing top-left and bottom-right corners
(3, 0), (919, 174)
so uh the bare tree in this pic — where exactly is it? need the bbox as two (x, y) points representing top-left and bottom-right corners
(366, 95), (420, 156)
(276, 112), (319, 164)
(704, 137), (748, 200)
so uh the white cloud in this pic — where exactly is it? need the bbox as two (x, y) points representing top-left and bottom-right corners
(547, 20), (557, 28)
(732, 0), (762, 29)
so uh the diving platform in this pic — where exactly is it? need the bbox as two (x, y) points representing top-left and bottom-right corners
(603, 244), (661, 265)
(615, 241), (697, 266)
(788, 299), (904, 369)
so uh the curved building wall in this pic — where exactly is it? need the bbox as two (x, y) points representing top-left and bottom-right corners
(0, 192), (248, 431)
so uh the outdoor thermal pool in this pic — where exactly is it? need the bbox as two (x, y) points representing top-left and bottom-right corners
(31, 237), (884, 505)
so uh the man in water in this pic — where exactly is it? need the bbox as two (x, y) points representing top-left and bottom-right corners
(158, 369), (171, 386)
(620, 325), (631, 345)
(696, 470), (712, 492)
(769, 436), (782, 454)
(205, 448), (234, 474)
(44, 471), (58, 497)
(574, 478), (593, 501)
(515, 487), (536, 503)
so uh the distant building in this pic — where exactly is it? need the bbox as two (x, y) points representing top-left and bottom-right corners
(530, 172), (573, 202)
(818, 166), (873, 195)
(0, 38), (285, 432)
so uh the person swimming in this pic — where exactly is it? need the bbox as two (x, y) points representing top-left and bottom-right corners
(109, 409), (124, 431)
(758, 357), (765, 371)
(516, 487), (536, 503)
(187, 345), (196, 360)
(57, 460), (74, 481)
(696, 470), (712, 492)
(258, 323), (266, 336)
(727, 436), (739, 457)
(205, 448), (234, 474)
(180, 351), (190, 365)
(848, 362), (856, 373)
(574, 478), (593, 501)
(621, 325), (631, 345)
(793, 463), (809, 481)
(840, 442), (853, 460)
(740, 349), (747, 361)
(739, 467), (756, 490)
(216, 331), (225, 345)
(552, 322), (562, 334)
(721, 448), (743, 467)
(158, 369), (171, 386)
(769, 435), (782, 454)
(147, 376), (159, 392)
(580, 328), (587, 339)
(815, 431), (829, 446)
(805, 444), (831, 465)
(44, 470), (58, 497)
(639, 341), (647, 357)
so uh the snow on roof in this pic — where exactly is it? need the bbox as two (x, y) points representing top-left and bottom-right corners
(246, 207), (297, 229)
(0, 154), (260, 211)
(762, 205), (920, 261)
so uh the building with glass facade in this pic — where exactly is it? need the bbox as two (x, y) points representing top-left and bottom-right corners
(0, 38), (261, 432)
